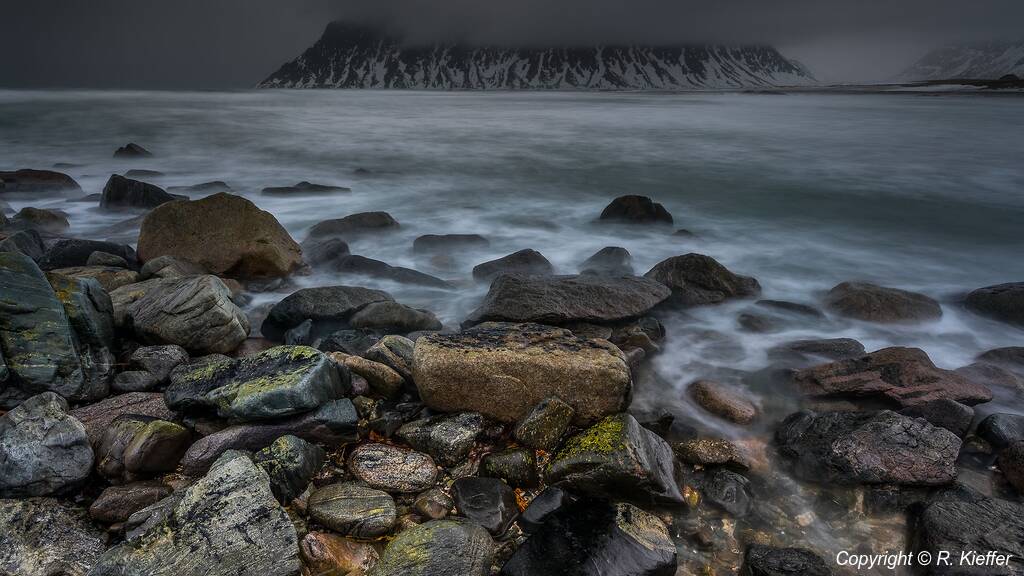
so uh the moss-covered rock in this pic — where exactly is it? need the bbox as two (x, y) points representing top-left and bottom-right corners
(254, 434), (325, 504)
(368, 519), (494, 576)
(96, 415), (190, 483)
(307, 482), (397, 538)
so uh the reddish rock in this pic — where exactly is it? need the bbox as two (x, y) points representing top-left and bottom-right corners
(69, 392), (176, 447)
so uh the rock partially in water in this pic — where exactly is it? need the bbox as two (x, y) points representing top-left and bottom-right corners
(644, 253), (760, 307)
(0, 168), (83, 194)
(913, 493), (1024, 576)
(743, 545), (832, 576)
(70, 392), (176, 447)
(413, 233), (490, 254)
(100, 175), (178, 210)
(113, 142), (153, 158)
(308, 482), (397, 538)
(301, 236), (350, 268)
(308, 211), (400, 239)
(0, 228), (45, 260)
(998, 442), (1024, 494)
(579, 246), (634, 276)
(331, 254), (453, 288)
(396, 412), (484, 467)
(689, 380), (758, 424)
(9, 206), (70, 233)
(413, 322), (631, 424)
(90, 450), (300, 576)
(262, 285), (394, 341)
(514, 396), (575, 451)
(348, 443), (438, 493)
(695, 468), (752, 517)
(350, 300), (443, 333)
(598, 195), (674, 225)
(824, 281), (942, 323)
(96, 415), (191, 482)
(766, 337), (866, 367)
(977, 347), (1024, 376)
(451, 476), (518, 536)
(262, 181), (351, 195)
(502, 499), (677, 576)
(137, 192), (303, 279)
(546, 413), (684, 505)
(465, 273), (671, 326)
(300, 531), (379, 576)
(977, 413), (1024, 450)
(254, 434), (325, 504)
(776, 410), (960, 486)
(472, 249), (554, 282)
(89, 480), (173, 524)
(368, 518), (494, 576)
(39, 238), (137, 270)
(795, 347), (992, 407)
(965, 282), (1024, 328)
(0, 392), (94, 497)
(0, 497), (107, 576)
(167, 180), (232, 193)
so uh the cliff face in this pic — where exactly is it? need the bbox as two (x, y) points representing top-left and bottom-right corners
(259, 22), (815, 90)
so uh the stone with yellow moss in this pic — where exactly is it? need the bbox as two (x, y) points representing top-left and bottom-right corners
(367, 518), (494, 576)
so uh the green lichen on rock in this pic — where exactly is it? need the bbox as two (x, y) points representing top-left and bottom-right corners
(553, 415), (626, 462)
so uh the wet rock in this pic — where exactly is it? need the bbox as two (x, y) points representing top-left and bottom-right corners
(180, 399), (358, 475)
(644, 253), (760, 306)
(513, 396), (575, 451)
(451, 476), (518, 536)
(301, 236), (350, 267)
(348, 443), (438, 493)
(414, 233), (490, 254)
(364, 335), (415, 381)
(320, 329), (382, 356)
(309, 482), (397, 537)
(396, 412), (484, 467)
(957, 362), (1024, 398)
(977, 413), (1024, 450)
(49, 265), (139, 292)
(696, 468), (752, 517)
(965, 282), (1024, 327)
(465, 273), (671, 326)
(414, 488), (454, 520)
(369, 518), (494, 576)
(10, 206), (70, 232)
(89, 480), (173, 523)
(502, 499), (677, 576)
(776, 410), (960, 486)
(350, 301), (443, 333)
(87, 250), (129, 268)
(96, 415), (191, 482)
(70, 392), (176, 447)
(308, 211), (400, 239)
(138, 254), (206, 280)
(0, 228), (45, 260)
(481, 448), (538, 488)
(300, 531), (379, 576)
(0, 168), (82, 193)
(998, 442), (1024, 493)
(0, 497), (107, 576)
(112, 275), (249, 354)
(579, 246), (634, 275)
(112, 371), (160, 393)
(262, 285), (394, 341)
(162, 354), (233, 412)
(977, 347), (1024, 376)
(472, 249), (554, 281)
(262, 181), (350, 195)
(546, 413), (684, 505)
(90, 451), (300, 576)
(767, 337), (866, 367)
(914, 494), (1024, 576)
(331, 352), (404, 398)
(413, 322), (631, 424)
(139, 192), (303, 279)
(743, 545), (832, 576)
(898, 399), (974, 437)
(113, 142), (153, 158)
(518, 486), (574, 534)
(794, 347), (992, 407)
(673, 438), (751, 470)
(100, 175), (177, 210)
(40, 238), (137, 270)
(598, 195), (673, 225)
(167, 180), (232, 193)
(173, 345), (345, 422)
(254, 434), (326, 503)
(331, 254), (453, 288)
(46, 272), (117, 396)
(0, 392), (93, 497)
(130, 344), (189, 383)
(689, 380), (758, 424)
(824, 281), (942, 323)
(124, 169), (164, 178)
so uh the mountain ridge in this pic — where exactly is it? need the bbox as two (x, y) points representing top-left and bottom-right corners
(900, 41), (1024, 81)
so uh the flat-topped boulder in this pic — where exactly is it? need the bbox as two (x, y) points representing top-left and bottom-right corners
(413, 233), (490, 254)
(598, 195), (673, 225)
(472, 249), (553, 282)
(262, 181), (350, 195)
(965, 282), (1024, 328)
(330, 254), (452, 288)
(0, 169), (82, 194)
(644, 253), (760, 306)
(100, 175), (178, 210)
(137, 192), (303, 279)
(412, 322), (631, 423)
(465, 274), (671, 326)
(9, 207), (69, 233)
(308, 211), (399, 239)
(824, 281), (942, 323)
(794, 347), (992, 407)
(261, 285), (394, 341)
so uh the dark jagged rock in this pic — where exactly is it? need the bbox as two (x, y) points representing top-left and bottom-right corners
(696, 468), (752, 517)
(349, 300), (443, 333)
(89, 480), (173, 524)
(113, 142), (153, 158)
(348, 443), (438, 493)
(465, 273), (671, 326)
(451, 476), (519, 536)
(518, 486), (575, 534)
(898, 399), (974, 437)
(331, 254), (453, 288)
(413, 233), (490, 254)
(481, 448), (538, 488)
(413, 323), (631, 423)
(546, 413), (684, 505)
(644, 253), (760, 306)
(0, 497), (107, 576)
(90, 451), (300, 576)
(70, 392), (176, 447)
(472, 249), (553, 282)
(181, 399), (358, 475)
(396, 411), (484, 467)
(100, 175), (177, 210)
(0, 393), (94, 498)
(9, 206), (69, 233)
(977, 347), (1024, 376)
(776, 410), (960, 486)
(262, 181), (351, 195)
(254, 434), (325, 503)
(301, 236), (350, 267)
(965, 282), (1024, 327)
(368, 518), (494, 576)
(514, 396), (575, 451)
(262, 285), (394, 341)
(794, 346), (992, 407)
(977, 413), (1024, 450)
(743, 545), (832, 576)
(580, 246), (634, 275)
(0, 168), (82, 194)
(39, 238), (137, 270)
(308, 211), (399, 239)
(308, 482), (397, 538)
(824, 281), (942, 323)
(96, 415), (190, 482)
(124, 169), (164, 178)
(913, 494), (1024, 576)
(0, 228), (45, 260)
(766, 337), (866, 367)
(598, 195), (673, 225)
(502, 499), (677, 576)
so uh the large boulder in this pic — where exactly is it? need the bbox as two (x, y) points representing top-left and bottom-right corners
(502, 499), (677, 576)
(111, 275), (249, 354)
(39, 238), (137, 270)
(308, 211), (399, 239)
(46, 273), (117, 389)
(914, 493), (1024, 576)
(261, 285), (394, 341)
(794, 347), (992, 407)
(413, 322), (631, 424)
(776, 410), (960, 486)
(598, 195), (673, 225)
(0, 169), (82, 194)
(0, 498), (107, 576)
(579, 246), (634, 275)
(965, 282), (1024, 327)
(465, 274), (671, 326)
(100, 175), (178, 210)
(472, 249), (553, 282)
(824, 281), (942, 323)
(0, 392), (94, 498)
(644, 253), (760, 306)
(90, 451), (300, 576)
(137, 192), (303, 279)
(368, 519), (494, 576)
(545, 413), (684, 505)
(9, 207), (69, 233)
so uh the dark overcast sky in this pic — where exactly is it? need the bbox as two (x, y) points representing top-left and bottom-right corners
(0, 0), (1020, 88)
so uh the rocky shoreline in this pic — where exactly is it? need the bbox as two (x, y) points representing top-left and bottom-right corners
(2, 162), (1024, 575)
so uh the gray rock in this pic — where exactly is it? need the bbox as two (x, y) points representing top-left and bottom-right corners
(514, 396), (575, 451)
(129, 344), (189, 383)
(96, 415), (191, 482)
(363, 335), (415, 381)
(977, 413), (1024, 450)
(766, 337), (866, 367)
(254, 434), (326, 504)
(825, 281), (942, 323)
(40, 238), (137, 270)
(90, 451), (300, 576)
(331, 254), (453, 289)
(308, 211), (399, 239)
(0, 392), (93, 497)
(0, 498), (107, 576)
(318, 329), (381, 356)
(965, 282), (1024, 327)
(113, 142), (153, 158)
(308, 482), (397, 538)
(349, 301), (443, 333)
(9, 206), (69, 233)
(396, 412), (484, 467)
(598, 195), (673, 224)
(262, 181), (350, 195)
(644, 253), (760, 306)
(696, 468), (752, 517)
(579, 246), (634, 275)
(112, 370), (160, 393)
(451, 476), (518, 536)
(914, 494), (1024, 576)
(46, 272), (117, 399)
(100, 174), (177, 210)
(138, 255), (206, 280)
(87, 251), (130, 268)
(300, 236), (350, 268)
(977, 347), (1024, 376)
(261, 285), (394, 341)
(368, 519), (494, 576)
(413, 234), (489, 254)
(744, 545), (832, 576)
(348, 443), (438, 493)
(472, 249), (554, 282)
(0, 228), (45, 261)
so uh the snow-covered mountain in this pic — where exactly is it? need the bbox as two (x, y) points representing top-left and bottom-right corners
(900, 42), (1024, 81)
(259, 22), (815, 90)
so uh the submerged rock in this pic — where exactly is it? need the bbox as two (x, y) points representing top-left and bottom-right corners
(350, 300), (442, 333)
(413, 233), (490, 254)
(689, 380), (758, 424)
(472, 249), (554, 281)
(767, 337), (866, 367)
(0, 168), (82, 194)
(0, 497), (107, 576)
(413, 322), (631, 423)
(254, 434), (325, 504)
(308, 482), (397, 538)
(308, 211), (400, 239)
(644, 253), (760, 306)
(824, 281), (942, 323)
(113, 142), (153, 158)
(262, 181), (350, 195)
(9, 206), (70, 232)
(598, 195), (673, 225)
(262, 285), (394, 341)
(965, 282), (1024, 328)
(348, 443), (438, 493)
(369, 518), (494, 576)
(331, 254), (452, 288)
(743, 545), (832, 576)
(100, 175), (177, 210)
